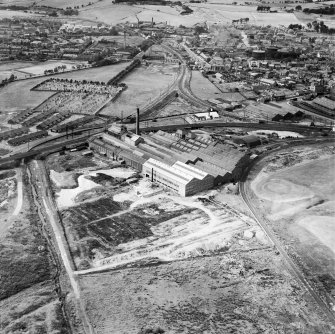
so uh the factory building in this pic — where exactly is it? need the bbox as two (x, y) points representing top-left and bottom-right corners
(88, 119), (251, 196)
(89, 137), (146, 172)
(142, 158), (214, 196)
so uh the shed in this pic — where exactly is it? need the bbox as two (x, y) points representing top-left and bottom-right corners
(232, 135), (262, 148)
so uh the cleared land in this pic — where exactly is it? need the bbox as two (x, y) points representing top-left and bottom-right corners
(250, 145), (335, 311)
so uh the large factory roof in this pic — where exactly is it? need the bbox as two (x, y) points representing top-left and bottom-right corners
(143, 158), (210, 185)
(173, 161), (209, 180)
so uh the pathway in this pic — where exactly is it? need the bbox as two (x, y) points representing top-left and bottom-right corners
(13, 168), (23, 216)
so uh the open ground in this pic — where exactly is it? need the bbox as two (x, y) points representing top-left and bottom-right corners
(41, 149), (335, 333)
(75, 1), (302, 27)
(0, 167), (70, 333)
(249, 144), (335, 311)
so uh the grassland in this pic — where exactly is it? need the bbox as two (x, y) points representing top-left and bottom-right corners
(0, 77), (54, 112)
(190, 71), (222, 101)
(250, 144), (335, 311)
(0, 62), (131, 114)
(0, 168), (69, 333)
(75, 1), (302, 27)
(56, 62), (130, 82)
(80, 247), (334, 334)
(101, 63), (178, 118)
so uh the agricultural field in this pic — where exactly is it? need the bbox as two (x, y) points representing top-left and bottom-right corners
(76, 2), (303, 27)
(101, 63), (178, 118)
(77, 2), (302, 27)
(0, 168), (69, 333)
(249, 144), (335, 311)
(38, 0), (101, 9)
(0, 9), (40, 19)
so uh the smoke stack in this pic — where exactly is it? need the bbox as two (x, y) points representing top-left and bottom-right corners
(136, 107), (140, 135)
(152, 17), (153, 28)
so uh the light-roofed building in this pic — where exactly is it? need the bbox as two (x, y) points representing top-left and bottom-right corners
(142, 158), (214, 196)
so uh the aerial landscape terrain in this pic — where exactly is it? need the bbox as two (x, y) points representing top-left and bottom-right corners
(0, 0), (335, 333)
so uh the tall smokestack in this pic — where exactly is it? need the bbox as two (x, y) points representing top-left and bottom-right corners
(152, 17), (154, 28)
(136, 107), (140, 135)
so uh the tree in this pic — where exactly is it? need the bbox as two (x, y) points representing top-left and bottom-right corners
(295, 5), (302, 11)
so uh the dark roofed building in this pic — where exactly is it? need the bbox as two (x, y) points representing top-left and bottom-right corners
(232, 135), (262, 148)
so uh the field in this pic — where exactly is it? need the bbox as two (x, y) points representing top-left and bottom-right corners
(0, 77), (55, 112)
(17, 60), (88, 76)
(80, 247), (334, 334)
(75, 1), (302, 27)
(100, 63), (178, 118)
(55, 62), (130, 82)
(38, 0), (101, 9)
(0, 167), (69, 333)
(0, 9), (40, 19)
(190, 70), (222, 101)
(0, 63), (131, 115)
(250, 145), (335, 309)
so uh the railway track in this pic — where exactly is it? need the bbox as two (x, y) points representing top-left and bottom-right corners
(239, 152), (335, 327)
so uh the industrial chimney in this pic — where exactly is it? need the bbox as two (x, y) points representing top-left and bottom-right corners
(136, 107), (140, 135)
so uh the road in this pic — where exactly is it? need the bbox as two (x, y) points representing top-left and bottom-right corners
(239, 144), (335, 327)
(30, 160), (95, 334)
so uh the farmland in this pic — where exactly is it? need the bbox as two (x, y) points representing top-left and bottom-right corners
(249, 144), (335, 311)
(75, 1), (302, 27)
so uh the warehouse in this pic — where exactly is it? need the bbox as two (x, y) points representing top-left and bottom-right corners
(142, 158), (214, 197)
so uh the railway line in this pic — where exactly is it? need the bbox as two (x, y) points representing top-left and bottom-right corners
(239, 143), (335, 327)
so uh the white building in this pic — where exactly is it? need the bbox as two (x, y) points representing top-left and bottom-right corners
(142, 158), (214, 196)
